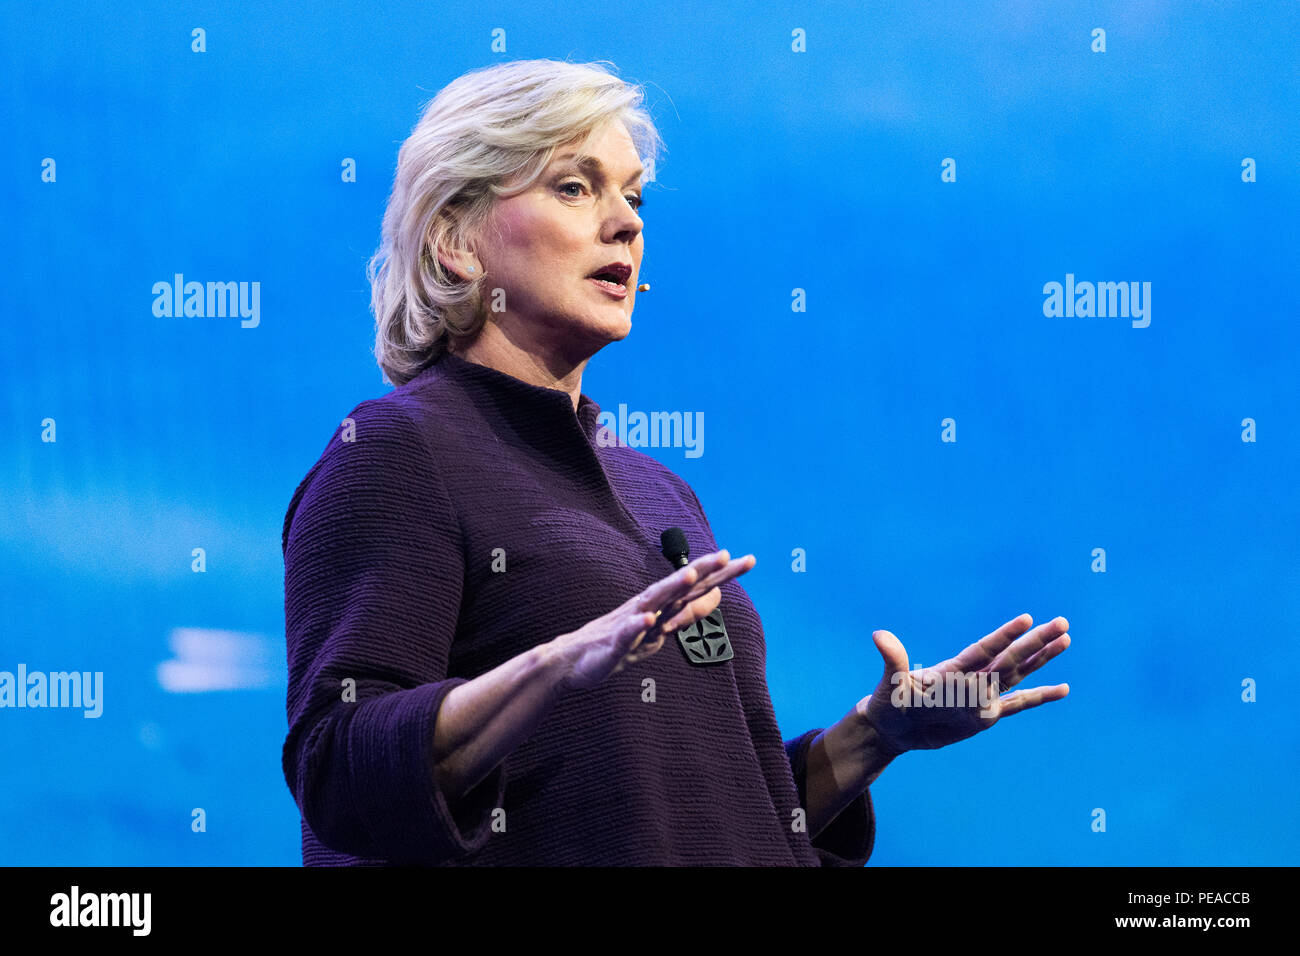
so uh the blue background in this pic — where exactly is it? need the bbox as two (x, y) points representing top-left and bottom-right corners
(2, 0), (1297, 865)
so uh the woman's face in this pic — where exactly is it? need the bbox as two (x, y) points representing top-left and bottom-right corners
(469, 119), (646, 364)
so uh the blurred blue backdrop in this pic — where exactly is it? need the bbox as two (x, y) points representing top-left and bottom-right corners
(2, 0), (1297, 865)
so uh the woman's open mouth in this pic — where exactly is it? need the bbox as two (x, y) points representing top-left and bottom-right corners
(588, 276), (628, 298)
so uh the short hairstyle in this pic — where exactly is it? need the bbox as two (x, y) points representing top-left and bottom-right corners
(367, 59), (665, 386)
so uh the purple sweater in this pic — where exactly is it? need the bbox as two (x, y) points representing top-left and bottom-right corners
(281, 351), (876, 865)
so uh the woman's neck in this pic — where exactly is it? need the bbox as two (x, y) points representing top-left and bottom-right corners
(453, 321), (588, 412)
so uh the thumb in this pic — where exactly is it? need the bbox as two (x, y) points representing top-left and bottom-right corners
(871, 629), (910, 679)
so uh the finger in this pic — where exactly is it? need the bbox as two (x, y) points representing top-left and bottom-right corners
(871, 630), (909, 680)
(991, 617), (1069, 680)
(997, 682), (1069, 718)
(682, 554), (755, 601)
(631, 551), (727, 615)
(659, 554), (755, 617)
(1004, 633), (1070, 688)
(621, 609), (658, 653)
(658, 585), (724, 635)
(641, 553), (752, 630)
(632, 565), (698, 615)
(948, 613), (1034, 671)
(656, 579), (724, 635)
(626, 630), (668, 664)
(665, 550), (732, 594)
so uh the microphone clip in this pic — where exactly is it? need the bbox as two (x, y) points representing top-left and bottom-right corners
(659, 527), (735, 665)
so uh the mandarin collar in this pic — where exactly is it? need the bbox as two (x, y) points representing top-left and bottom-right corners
(418, 350), (604, 443)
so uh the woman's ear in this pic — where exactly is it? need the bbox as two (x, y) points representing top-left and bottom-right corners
(430, 236), (477, 281)
(432, 212), (484, 282)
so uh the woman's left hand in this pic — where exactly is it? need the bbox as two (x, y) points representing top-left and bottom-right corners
(856, 613), (1071, 756)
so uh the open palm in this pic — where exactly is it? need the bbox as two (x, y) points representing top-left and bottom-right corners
(857, 613), (1071, 754)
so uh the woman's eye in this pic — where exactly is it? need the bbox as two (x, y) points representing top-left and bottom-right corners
(558, 180), (642, 211)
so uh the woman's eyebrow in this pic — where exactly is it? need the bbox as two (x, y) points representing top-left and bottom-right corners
(554, 152), (645, 187)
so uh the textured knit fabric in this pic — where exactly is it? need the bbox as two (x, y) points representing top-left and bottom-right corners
(281, 350), (876, 866)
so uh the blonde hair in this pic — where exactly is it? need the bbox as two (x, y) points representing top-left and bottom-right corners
(367, 59), (665, 386)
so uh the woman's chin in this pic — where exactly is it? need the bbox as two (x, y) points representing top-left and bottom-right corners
(585, 314), (632, 343)
(552, 312), (633, 356)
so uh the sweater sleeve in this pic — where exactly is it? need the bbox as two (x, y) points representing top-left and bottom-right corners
(784, 729), (876, 867)
(679, 481), (876, 867)
(280, 398), (505, 865)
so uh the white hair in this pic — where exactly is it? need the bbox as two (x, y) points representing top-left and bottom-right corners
(367, 59), (665, 386)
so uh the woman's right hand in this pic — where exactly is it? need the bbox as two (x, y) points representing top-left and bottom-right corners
(546, 549), (756, 693)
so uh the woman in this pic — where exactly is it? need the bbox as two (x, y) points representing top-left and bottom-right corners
(281, 59), (1071, 866)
